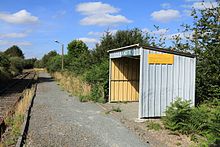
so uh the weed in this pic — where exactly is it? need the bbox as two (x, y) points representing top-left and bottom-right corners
(176, 142), (181, 146)
(146, 121), (162, 131)
(79, 95), (90, 102)
(112, 106), (122, 112)
(105, 110), (111, 114)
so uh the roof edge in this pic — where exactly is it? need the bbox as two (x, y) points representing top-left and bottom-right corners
(107, 44), (140, 53)
(107, 44), (196, 58)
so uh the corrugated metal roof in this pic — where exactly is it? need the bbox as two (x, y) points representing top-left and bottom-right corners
(108, 44), (196, 58)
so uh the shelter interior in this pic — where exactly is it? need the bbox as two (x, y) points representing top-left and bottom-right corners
(110, 56), (140, 102)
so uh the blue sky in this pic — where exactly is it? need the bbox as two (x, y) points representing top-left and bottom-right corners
(0, 0), (217, 58)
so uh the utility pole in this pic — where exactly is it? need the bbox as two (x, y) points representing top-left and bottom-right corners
(55, 40), (64, 70)
(61, 44), (64, 70)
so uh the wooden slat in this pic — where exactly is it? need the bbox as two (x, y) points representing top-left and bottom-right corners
(110, 58), (140, 102)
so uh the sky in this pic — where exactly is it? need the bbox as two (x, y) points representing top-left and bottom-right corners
(0, 0), (218, 58)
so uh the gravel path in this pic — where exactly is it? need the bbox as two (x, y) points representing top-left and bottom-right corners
(26, 72), (148, 147)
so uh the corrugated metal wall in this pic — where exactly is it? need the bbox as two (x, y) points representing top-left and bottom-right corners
(110, 57), (140, 101)
(139, 48), (196, 118)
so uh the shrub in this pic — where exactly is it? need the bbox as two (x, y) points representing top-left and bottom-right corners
(162, 98), (192, 134)
(163, 98), (220, 146)
(9, 57), (24, 76)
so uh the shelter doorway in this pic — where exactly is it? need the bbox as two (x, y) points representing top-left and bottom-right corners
(110, 57), (140, 102)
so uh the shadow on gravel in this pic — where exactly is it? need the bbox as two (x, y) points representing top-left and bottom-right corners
(37, 77), (54, 83)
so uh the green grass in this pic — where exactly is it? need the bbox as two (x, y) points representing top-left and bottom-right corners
(146, 121), (162, 131)
(79, 95), (90, 102)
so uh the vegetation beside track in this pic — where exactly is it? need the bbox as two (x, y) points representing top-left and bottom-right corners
(0, 73), (37, 146)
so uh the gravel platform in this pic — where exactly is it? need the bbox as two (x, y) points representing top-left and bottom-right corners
(26, 72), (148, 147)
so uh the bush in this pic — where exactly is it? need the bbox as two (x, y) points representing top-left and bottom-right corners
(0, 53), (12, 81)
(163, 98), (220, 146)
(23, 58), (36, 69)
(47, 55), (62, 72)
(9, 57), (24, 76)
(162, 98), (192, 134)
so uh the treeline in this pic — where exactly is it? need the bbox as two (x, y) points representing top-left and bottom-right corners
(0, 45), (36, 82)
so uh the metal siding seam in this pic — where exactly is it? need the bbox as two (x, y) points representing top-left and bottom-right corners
(147, 50), (150, 117)
(160, 64), (162, 116)
(177, 56), (180, 97)
(192, 58), (196, 106)
(154, 64), (157, 117)
(189, 58), (192, 102)
(166, 64), (168, 114)
(172, 57), (174, 103)
(183, 57), (186, 100)
(138, 47), (143, 118)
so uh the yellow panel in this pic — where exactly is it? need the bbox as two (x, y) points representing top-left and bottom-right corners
(111, 81), (114, 101)
(111, 60), (115, 80)
(110, 58), (140, 102)
(148, 54), (174, 64)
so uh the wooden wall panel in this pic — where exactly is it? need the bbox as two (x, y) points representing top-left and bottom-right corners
(110, 57), (140, 102)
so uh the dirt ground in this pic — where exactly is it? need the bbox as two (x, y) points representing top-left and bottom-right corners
(99, 102), (195, 147)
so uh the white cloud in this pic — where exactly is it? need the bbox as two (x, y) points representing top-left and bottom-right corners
(152, 29), (169, 35)
(76, 2), (118, 15)
(52, 10), (66, 18)
(183, 9), (192, 16)
(182, 2), (218, 10)
(88, 31), (103, 36)
(78, 37), (98, 43)
(142, 28), (150, 33)
(192, 2), (218, 10)
(142, 28), (169, 35)
(0, 10), (38, 24)
(88, 29), (118, 37)
(166, 31), (193, 40)
(0, 40), (32, 46)
(0, 31), (30, 39)
(76, 2), (132, 26)
(151, 9), (180, 23)
(161, 3), (171, 9)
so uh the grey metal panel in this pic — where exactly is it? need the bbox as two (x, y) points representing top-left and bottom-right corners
(155, 64), (161, 116)
(109, 48), (140, 59)
(161, 64), (168, 116)
(138, 48), (144, 118)
(139, 50), (196, 118)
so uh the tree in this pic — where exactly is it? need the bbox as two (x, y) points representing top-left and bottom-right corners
(67, 40), (91, 74)
(191, 3), (220, 102)
(4, 45), (24, 59)
(41, 50), (58, 67)
(0, 52), (12, 81)
(171, 2), (220, 103)
(92, 28), (150, 64)
(23, 58), (37, 69)
(67, 40), (89, 58)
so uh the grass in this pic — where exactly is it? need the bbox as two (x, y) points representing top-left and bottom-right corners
(146, 121), (162, 131)
(79, 95), (90, 102)
(176, 142), (181, 146)
(1, 82), (36, 146)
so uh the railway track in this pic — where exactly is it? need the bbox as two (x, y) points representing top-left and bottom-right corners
(0, 71), (36, 138)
